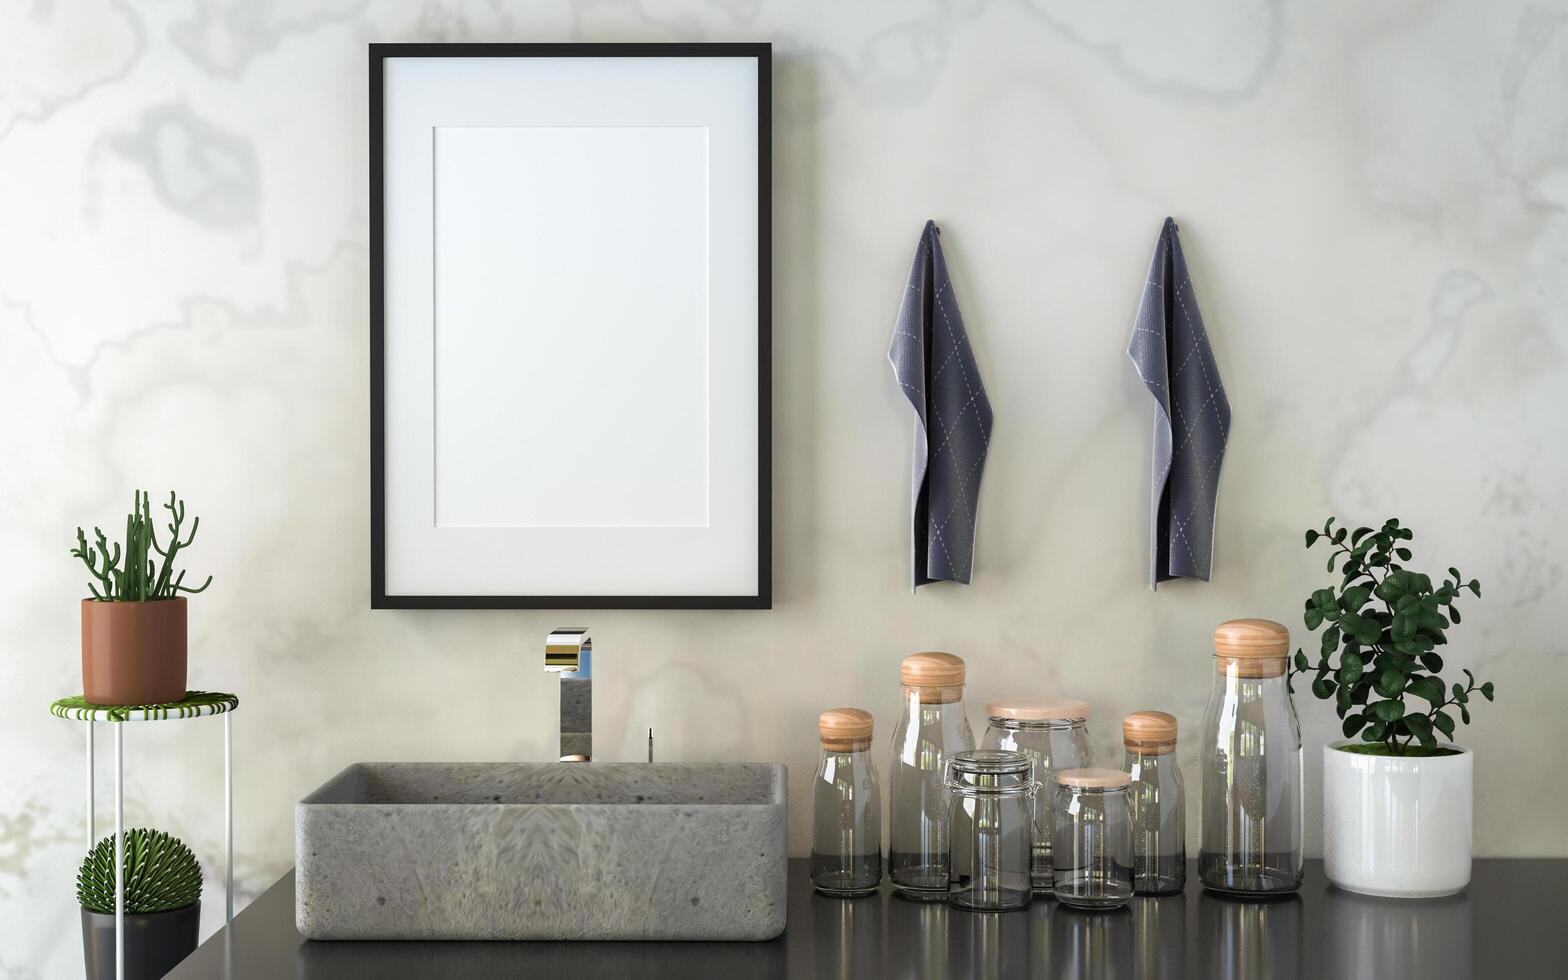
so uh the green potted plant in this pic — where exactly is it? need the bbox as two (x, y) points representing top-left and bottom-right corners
(78, 828), (203, 979)
(1292, 517), (1494, 898)
(70, 491), (211, 705)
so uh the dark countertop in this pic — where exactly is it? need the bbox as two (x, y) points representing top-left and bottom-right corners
(170, 858), (1566, 979)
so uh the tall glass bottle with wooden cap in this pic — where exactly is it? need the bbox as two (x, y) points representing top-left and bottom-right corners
(811, 708), (883, 896)
(1199, 619), (1304, 894)
(889, 652), (975, 899)
(1123, 710), (1185, 894)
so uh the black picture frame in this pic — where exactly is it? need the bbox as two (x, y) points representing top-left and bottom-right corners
(369, 42), (771, 609)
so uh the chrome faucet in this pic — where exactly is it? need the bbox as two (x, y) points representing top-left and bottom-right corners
(544, 628), (592, 762)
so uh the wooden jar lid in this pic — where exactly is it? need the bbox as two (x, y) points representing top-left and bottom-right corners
(985, 697), (1090, 721)
(1213, 619), (1290, 658)
(1056, 767), (1132, 789)
(900, 652), (966, 688)
(1123, 711), (1178, 753)
(819, 707), (874, 750)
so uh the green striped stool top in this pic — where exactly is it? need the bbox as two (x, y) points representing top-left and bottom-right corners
(50, 690), (238, 723)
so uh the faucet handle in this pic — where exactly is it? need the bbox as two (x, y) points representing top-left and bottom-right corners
(545, 628), (591, 673)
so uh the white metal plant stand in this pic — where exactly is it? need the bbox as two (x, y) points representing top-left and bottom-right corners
(52, 691), (238, 980)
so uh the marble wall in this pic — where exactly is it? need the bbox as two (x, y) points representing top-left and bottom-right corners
(3, 0), (1565, 972)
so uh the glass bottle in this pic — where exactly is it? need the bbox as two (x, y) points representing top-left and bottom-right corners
(944, 749), (1036, 911)
(1199, 618), (1304, 894)
(1123, 710), (1186, 895)
(889, 652), (975, 900)
(811, 707), (883, 896)
(981, 697), (1092, 892)
(1052, 768), (1134, 910)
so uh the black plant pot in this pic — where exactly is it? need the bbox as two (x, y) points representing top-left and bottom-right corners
(81, 904), (199, 980)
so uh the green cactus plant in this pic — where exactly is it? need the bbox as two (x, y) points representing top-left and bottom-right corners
(77, 829), (203, 914)
(70, 491), (213, 601)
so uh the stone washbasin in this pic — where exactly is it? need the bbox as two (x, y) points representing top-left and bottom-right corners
(296, 762), (788, 941)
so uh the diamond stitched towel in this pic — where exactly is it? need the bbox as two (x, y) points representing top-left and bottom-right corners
(888, 220), (993, 588)
(1127, 217), (1231, 589)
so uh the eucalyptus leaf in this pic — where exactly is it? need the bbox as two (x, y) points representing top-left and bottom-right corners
(1371, 699), (1404, 723)
(1335, 684), (1354, 712)
(1407, 675), (1445, 706)
(1376, 668), (1404, 699)
(1404, 714), (1435, 748)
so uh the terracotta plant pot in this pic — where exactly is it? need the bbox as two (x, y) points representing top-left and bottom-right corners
(81, 597), (187, 706)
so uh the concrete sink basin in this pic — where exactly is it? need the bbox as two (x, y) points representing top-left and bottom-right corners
(295, 762), (787, 941)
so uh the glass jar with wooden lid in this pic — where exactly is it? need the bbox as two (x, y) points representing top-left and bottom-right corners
(889, 652), (975, 899)
(1052, 768), (1134, 909)
(1123, 710), (1185, 894)
(811, 707), (883, 897)
(1199, 618), (1304, 895)
(981, 697), (1093, 892)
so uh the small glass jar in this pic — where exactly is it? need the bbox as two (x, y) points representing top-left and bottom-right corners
(811, 708), (883, 897)
(1199, 619), (1304, 895)
(981, 697), (1091, 892)
(890, 652), (976, 900)
(944, 749), (1036, 911)
(1052, 768), (1134, 910)
(1123, 710), (1186, 895)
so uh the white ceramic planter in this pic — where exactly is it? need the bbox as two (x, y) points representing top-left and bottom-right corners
(1322, 740), (1472, 898)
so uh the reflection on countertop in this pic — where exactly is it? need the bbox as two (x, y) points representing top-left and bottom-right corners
(172, 859), (1564, 980)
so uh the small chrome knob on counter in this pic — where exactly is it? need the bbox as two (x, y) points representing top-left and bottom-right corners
(545, 628), (592, 762)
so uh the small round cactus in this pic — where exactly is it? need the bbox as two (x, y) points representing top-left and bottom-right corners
(77, 829), (202, 914)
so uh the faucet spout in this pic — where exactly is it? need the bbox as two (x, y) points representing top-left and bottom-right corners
(545, 628), (592, 761)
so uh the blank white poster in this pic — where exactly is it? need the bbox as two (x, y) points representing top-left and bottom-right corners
(432, 126), (710, 528)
